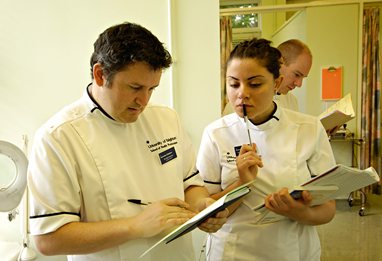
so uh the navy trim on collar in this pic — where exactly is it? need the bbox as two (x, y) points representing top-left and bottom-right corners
(250, 101), (279, 125)
(86, 83), (115, 121)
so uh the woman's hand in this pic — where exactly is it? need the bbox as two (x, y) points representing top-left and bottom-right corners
(236, 144), (263, 184)
(196, 197), (229, 233)
(263, 188), (336, 225)
(264, 188), (312, 220)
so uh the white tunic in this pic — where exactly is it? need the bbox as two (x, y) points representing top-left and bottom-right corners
(197, 105), (336, 261)
(28, 88), (204, 261)
(274, 92), (299, 111)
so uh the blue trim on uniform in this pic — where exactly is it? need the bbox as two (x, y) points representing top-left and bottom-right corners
(86, 83), (115, 120)
(250, 101), (279, 125)
(183, 170), (200, 182)
(30, 212), (80, 219)
(204, 180), (221, 185)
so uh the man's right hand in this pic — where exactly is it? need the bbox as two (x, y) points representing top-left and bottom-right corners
(132, 198), (195, 238)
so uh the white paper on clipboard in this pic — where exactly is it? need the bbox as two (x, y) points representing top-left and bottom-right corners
(251, 164), (379, 224)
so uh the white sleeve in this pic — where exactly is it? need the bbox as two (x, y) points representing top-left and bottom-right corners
(307, 118), (337, 176)
(28, 127), (81, 235)
(197, 127), (222, 194)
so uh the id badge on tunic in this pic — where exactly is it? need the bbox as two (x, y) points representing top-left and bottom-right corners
(158, 147), (177, 165)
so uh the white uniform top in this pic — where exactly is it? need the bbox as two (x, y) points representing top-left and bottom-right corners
(274, 92), (299, 111)
(197, 105), (336, 261)
(28, 87), (204, 261)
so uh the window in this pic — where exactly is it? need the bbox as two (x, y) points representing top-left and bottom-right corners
(220, 0), (262, 46)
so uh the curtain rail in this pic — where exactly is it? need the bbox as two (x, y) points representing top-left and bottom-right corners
(220, 0), (382, 16)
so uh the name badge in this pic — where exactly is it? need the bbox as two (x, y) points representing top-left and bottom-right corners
(159, 147), (177, 165)
(234, 145), (242, 156)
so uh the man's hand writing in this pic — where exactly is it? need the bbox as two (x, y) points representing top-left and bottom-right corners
(132, 198), (195, 238)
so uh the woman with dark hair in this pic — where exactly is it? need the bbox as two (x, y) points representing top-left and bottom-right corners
(197, 38), (336, 261)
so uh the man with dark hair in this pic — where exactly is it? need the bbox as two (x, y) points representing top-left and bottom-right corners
(28, 22), (227, 261)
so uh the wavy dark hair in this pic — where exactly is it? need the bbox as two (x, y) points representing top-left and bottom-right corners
(90, 22), (172, 86)
(227, 38), (282, 79)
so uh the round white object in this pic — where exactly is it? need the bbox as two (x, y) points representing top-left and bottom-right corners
(0, 140), (28, 212)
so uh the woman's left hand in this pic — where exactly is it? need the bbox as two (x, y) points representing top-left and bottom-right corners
(197, 198), (229, 233)
(264, 187), (336, 225)
(264, 188), (312, 220)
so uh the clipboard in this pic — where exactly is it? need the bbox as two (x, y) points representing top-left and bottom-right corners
(321, 66), (342, 100)
(251, 164), (379, 224)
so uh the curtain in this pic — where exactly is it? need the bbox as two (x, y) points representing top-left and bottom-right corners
(220, 16), (232, 115)
(361, 7), (381, 193)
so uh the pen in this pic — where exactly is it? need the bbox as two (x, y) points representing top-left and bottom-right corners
(243, 104), (253, 146)
(127, 199), (151, 206)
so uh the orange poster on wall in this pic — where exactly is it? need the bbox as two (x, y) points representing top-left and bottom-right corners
(321, 66), (342, 100)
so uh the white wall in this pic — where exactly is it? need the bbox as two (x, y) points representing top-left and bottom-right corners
(306, 4), (359, 133)
(171, 1), (221, 149)
(269, 4), (359, 133)
(0, 0), (176, 147)
(0, 0), (221, 260)
(170, 0), (221, 255)
(271, 10), (308, 113)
